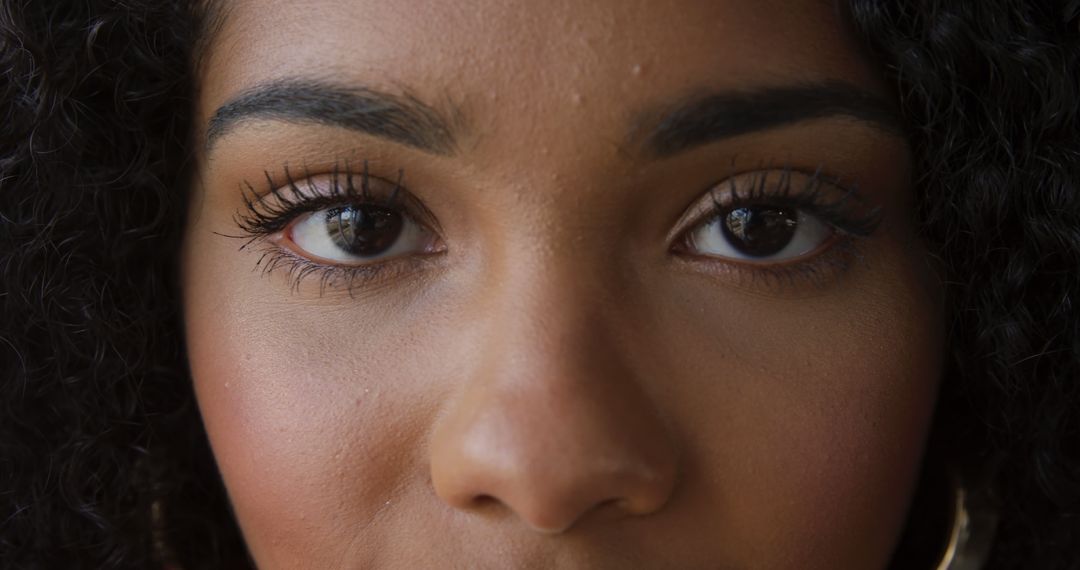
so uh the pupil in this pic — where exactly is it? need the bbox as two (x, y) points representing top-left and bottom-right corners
(721, 206), (798, 257)
(326, 205), (404, 256)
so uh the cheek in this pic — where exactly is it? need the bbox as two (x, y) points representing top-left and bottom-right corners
(654, 257), (941, 567)
(748, 338), (937, 567)
(182, 228), (453, 565)
(186, 309), (446, 566)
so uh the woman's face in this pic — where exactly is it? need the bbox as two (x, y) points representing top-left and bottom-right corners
(182, 0), (944, 567)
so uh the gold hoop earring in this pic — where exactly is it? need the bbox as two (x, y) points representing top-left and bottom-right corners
(934, 468), (998, 570)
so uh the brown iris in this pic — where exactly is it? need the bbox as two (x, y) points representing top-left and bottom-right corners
(720, 206), (799, 257)
(326, 205), (403, 257)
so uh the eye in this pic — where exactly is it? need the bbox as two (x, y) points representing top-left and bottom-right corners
(685, 205), (834, 262)
(285, 203), (440, 264)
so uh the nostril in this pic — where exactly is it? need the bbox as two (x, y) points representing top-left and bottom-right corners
(472, 494), (499, 508)
(594, 497), (620, 511)
(586, 497), (641, 521)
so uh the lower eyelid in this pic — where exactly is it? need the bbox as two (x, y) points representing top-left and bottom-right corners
(249, 239), (446, 296)
(672, 231), (863, 294)
(677, 228), (840, 263)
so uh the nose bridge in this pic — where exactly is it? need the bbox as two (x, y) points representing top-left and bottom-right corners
(477, 228), (642, 426)
(429, 246), (678, 533)
(494, 242), (611, 362)
(468, 189), (627, 371)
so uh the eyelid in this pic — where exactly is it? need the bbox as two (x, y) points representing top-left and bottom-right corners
(253, 169), (401, 214)
(227, 162), (448, 296)
(667, 167), (881, 248)
(237, 164), (442, 238)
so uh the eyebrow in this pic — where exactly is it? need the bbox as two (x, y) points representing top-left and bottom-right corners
(639, 80), (905, 158)
(205, 79), (459, 155)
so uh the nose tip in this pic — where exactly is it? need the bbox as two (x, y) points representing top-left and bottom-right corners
(434, 438), (678, 533)
(429, 387), (679, 534)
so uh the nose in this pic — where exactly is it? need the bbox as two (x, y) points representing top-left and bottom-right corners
(429, 271), (679, 534)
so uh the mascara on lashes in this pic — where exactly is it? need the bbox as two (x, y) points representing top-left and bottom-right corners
(222, 159), (881, 294)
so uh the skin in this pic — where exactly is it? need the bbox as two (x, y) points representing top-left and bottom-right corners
(181, 0), (945, 567)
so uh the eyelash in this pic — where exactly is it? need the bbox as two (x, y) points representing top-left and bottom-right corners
(711, 164), (881, 235)
(228, 160), (881, 295)
(235, 161), (406, 235)
(678, 163), (883, 289)
(229, 161), (440, 295)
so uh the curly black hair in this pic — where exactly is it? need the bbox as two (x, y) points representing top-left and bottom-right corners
(1, 1), (1077, 568)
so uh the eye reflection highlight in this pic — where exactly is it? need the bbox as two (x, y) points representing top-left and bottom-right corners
(686, 206), (834, 261)
(287, 205), (438, 265)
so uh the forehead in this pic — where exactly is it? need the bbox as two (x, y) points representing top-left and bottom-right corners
(197, 0), (887, 149)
